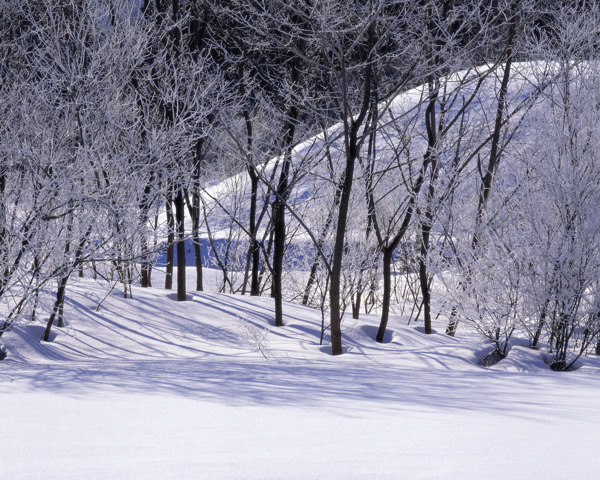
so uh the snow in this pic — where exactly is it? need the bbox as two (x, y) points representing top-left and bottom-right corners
(2, 270), (600, 479)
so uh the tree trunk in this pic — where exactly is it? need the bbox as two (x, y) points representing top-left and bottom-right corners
(42, 274), (69, 342)
(329, 18), (375, 354)
(186, 188), (203, 292)
(376, 247), (393, 342)
(140, 234), (151, 288)
(192, 221), (203, 292)
(301, 201), (336, 305)
(419, 197), (434, 335)
(302, 152), (344, 306)
(352, 288), (361, 320)
(0, 171), (5, 293)
(418, 251), (432, 334)
(272, 140), (294, 326)
(242, 169), (260, 296)
(330, 128), (360, 355)
(75, 235), (86, 278)
(249, 172), (260, 296)
(191, 139), (204, 292)
(272, 199), (285, 326)
(531, 300), (549, 348)
(239, 69), (261, 297)
(165, 197), (174, 290)
(446, 307), (459, 337)
(175, 188), (186, 301)
(272, 79), (299, 325)
(449, 24), (516, 336)
(56, 281), (66, 328)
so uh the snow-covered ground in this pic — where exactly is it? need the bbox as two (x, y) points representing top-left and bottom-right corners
(1, 270), (600, 479)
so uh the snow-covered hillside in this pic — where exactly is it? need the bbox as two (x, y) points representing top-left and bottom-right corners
(1, 270), (599, 479)
(3, 63), (600, 478)
(4, 2), (600, 477)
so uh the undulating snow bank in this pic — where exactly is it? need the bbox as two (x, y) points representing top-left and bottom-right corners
(1, 273), (599, 479)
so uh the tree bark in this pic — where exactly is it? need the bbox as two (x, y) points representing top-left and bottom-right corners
(248, 170), (260, 296)
(448, 24), (515, 336)
(352, 288), (362, 320)
(271, 49), (300, 326)
(0, 171), (5, 293)
(238, 66), (261, 297)
(140, 233), (152, 288)
(175, 188), (186, 301)
(419, 74), (440, 335)
(165, 197), (174, 290)
(329, 18), (376, 355)
(191, 139), (204, 292)
(418, 232), (432, 334)
(272, 126), (295, 326)
(302, 176), (343, 305)
(185, 186), (203, 292)
(42, 274), (69, 342)
(191, 192), (203, 292)
(376, 247), (393, 342)
(330, 127), (361, 355)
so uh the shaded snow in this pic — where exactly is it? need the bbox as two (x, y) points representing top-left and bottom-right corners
(1, 271), (600, 479)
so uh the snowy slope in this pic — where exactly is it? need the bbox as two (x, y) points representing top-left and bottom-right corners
(1, 270), (599, 479)
(2, 62), (600, 479)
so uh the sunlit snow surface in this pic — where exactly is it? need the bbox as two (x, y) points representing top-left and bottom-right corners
(1, 270), (599, 479)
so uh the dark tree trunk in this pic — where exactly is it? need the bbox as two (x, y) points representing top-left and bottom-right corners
(446, 307), (459, 336)
(42, 274), (69, 342)
(241, 167), (261, 297)
(185, 187), (203, 292)
(272, 202), (285, 326)
(248, 171), (260, 296)
(302, 259), (320, 306)
(375, 191), (419, 341)
(419, 75), (439, 335)
(56, 283), (66, 328)
(31, 256), (41, 322)
(531, 300), (549, 348)
(376, 247), (393, 342)
(192, 198), (203, 292)
(140, 233), (152, 288)
(446, 23), (516, 336)
(418, 240), (432, 334)
(191, 139), (204, 292)
(165, 197), (174, 290)
(472, 38), (514, 248)
(257, 223), (275, 294)
(352, 108), (378, 322)
(75, 235), (86, 278)
(271, 47), (300, 326)
(272, 139), (294, 327)
(329, 20), (376, 355)
(139, 181), (155, 289)
(352, 289), (361, 320)
(301, 200), (337, 305)
(175, 188), (186, 301)
(302, 144), (344, 305)
(238, 66), (261, 297)
(0, 171), (5, 293)
(330, 127), (361, 355)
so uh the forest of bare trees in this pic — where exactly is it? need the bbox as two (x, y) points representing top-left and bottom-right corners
(1, 0), (600, 370)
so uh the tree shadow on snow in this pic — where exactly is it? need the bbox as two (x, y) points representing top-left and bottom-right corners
(5, 354), (600, 424)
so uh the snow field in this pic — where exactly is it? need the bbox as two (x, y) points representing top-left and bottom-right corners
(1, 271), (599, 479)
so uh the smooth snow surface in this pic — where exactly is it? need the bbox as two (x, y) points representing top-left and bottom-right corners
(2, 273), (600, 479)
